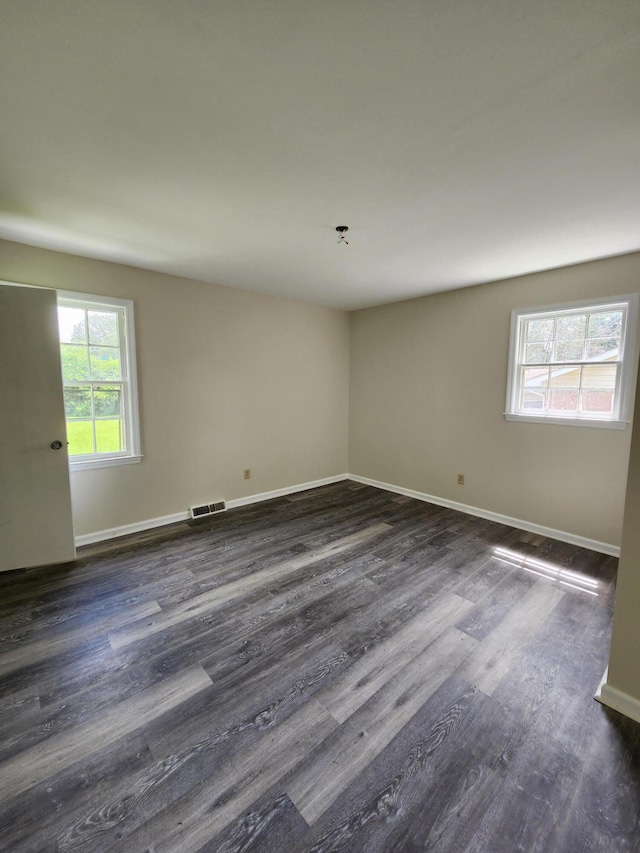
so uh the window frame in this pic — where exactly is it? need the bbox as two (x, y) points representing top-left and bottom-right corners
(57, 290), (142, 470)
(505, 294), (639, 429)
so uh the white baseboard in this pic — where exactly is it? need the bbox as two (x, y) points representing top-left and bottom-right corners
(347, 473), (620, 557)
(75, 510), (190, 547)
(75, 474), (348, 547)
(595, 670), (640, 724)
(226, 474), (348, 509)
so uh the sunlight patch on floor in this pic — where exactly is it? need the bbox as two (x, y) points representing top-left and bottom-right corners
(493, 546), (600, 596)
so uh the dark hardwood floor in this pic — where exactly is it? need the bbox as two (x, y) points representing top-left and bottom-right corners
(1, 481), (639, 852)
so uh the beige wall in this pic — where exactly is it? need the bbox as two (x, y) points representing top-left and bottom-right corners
(0, 240), (349, 538)
(607, 369), (640, 703)
(349, 252), (640, 548)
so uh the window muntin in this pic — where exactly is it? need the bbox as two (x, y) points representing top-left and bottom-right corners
(506, 296), (638, 427)
(57, 292), (141, 469)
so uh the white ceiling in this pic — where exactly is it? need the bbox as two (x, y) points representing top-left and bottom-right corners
(1, 1), (639, 310)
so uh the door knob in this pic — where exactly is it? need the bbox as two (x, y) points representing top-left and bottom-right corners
(50, 440), (64, 450)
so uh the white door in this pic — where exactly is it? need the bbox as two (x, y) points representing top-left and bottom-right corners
(0, 283), (76, 571)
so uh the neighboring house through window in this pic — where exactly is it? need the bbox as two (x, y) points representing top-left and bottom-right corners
(505, 295), (639, 428)
(57, 291), (141, 469)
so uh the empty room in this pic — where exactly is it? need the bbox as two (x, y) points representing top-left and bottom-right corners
(1, 2), (640, 851)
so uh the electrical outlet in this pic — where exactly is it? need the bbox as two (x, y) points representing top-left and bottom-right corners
(457, 473), (465, 485)
(244, 468), (251, 480)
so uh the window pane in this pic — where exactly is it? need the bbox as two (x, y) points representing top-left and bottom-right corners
(89, 346), (121, 380)
(64, 387), (92, 418)
(555, 314), (586, 341)
(581, 390), (614, 413)
(549, 389), (579, 412)
(61, 344), (90, 381)
(58, 306), (87, 344)
(524, 342), (552, 364)
(585, 338), (619, 360)
(94, 386), (122, 417)
(588, 311), (622, 339)
(520, 367), (548, 410)
(525, 319), (553, 342)
(582, 364), (617, 389)
(521, 390), (547, 410)
(66, 420), (95, 456)
(548, 367), (580, 389)
(95, 419), (125, 453)
(88, 310), (119, 346)
(552, 341), (583, 362)
(522, 366), (549, 388)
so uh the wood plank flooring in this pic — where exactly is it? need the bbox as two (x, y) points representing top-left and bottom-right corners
(0, 481), (639, 852)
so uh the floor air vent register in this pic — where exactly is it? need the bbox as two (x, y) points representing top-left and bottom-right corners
(189, 500), (227, 520)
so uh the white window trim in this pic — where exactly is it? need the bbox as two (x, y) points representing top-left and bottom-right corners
(505, 293), (639, 429)
(57, 290), (142, 470)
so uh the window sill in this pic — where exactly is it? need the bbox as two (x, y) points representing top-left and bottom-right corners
(504, 413), (627, 430)
(69, 454), (143, 472)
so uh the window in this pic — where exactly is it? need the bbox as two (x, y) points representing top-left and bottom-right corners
(505, 295), (638, 428)
(57, 291), (141, 469)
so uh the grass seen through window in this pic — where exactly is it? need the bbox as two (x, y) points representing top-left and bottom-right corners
(66, 420), (124, 456)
